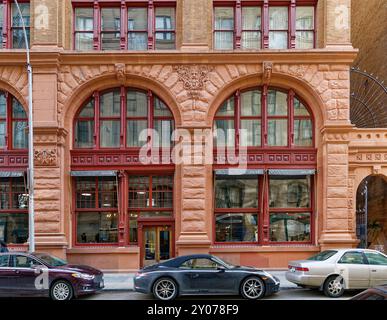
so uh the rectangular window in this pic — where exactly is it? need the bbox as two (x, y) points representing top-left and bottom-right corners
(268, 7), (288, 49)
(11, 2), (30, 49)
(214, 7), (234, 50)
(215, 213), (258, 242)
(296, 6), (314, 49)
(214, 119), (235, 148)
(126, 90), (148, 147)
(101, 8), (121, 50)
(74, 8), (94, 50)
(100, 120), (120, 148)
(0, 213), (28, 244)
(269, 176), (311, 208)
(241, 6), (261, 49)
(128, 8), (148, 50)
(77, 212), (118, 244)
(155, 7), (175, 50)
(215, 176), (258, 208)
(269, 212), (311, 242)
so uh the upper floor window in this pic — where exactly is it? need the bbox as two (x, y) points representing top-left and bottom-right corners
(74, 87), (174, 149)
(213, 1), (316, 50)
(73, 1), (176, 51)
(0, 0), (30, 49)
(214, 87), (313, 149)
(0, 91), (28, 150)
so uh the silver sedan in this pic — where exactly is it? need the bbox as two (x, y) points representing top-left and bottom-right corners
(286, 249), (387, 297)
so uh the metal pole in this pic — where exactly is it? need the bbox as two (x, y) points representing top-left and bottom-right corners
(13, 0), (34, 253)
(364, 181), (368, 249)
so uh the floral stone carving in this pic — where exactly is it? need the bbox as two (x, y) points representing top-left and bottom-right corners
(34, 149), (58, 166)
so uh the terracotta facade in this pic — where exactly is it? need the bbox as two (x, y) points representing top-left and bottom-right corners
(0, 0), (386, 272)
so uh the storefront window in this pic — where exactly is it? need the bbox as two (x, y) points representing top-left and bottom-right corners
(269, 176), (311, 208)
(215, 177), (258, 208)
(215, 213), (258, 242)
(77, 212), (118, 244)
(269, 212), (311, 242)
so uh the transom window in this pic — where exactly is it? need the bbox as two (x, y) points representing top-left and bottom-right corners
(73, 1), (176, 50)
(0, 0), (30, 49)
(214, 87), (314, 148)
(74, 87), (174, 149)
(213, 1), (316, 50)
(0, 91), (28, 150)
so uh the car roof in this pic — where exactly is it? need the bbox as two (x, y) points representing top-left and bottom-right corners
(158, 254), (215, 267)
(330, 248), (386, 254)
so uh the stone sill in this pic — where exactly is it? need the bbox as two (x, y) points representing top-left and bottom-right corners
(210, 245), (320, 253)
(67, 246), (139, 254)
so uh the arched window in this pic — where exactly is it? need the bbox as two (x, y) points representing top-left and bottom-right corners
(213, 87), (315, 245)
(74, 87), (174, 149)
(0, 91), (28, 150)
(214, 87), (313, 148)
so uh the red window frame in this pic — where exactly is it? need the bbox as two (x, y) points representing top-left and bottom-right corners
(0, 90), (28, 151)
(73, 86), (174, 150)
(213, 0), (317, 49)
(0, 0), (30, 49)
(72, 0), (176, 50)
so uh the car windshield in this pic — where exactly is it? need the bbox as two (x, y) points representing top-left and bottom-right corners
(307, 250), (338, 261)
(212, 256), (234, 268)
(33, 253), (68, 267)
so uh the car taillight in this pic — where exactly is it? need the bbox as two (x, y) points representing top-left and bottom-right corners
(296, 267), (309, 272)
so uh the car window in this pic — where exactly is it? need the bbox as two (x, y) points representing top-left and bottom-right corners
(338, 252), (366, 264)
(307, 250), (338, 261)
(365, 252), (387, 266)
(180, 258), (219, 270)
(364, 294), (385, 300)
(0, 255), (9, 267)
(13, 255), (41, 268)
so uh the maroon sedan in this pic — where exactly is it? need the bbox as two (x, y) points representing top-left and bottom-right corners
(0, 252), (104, 300)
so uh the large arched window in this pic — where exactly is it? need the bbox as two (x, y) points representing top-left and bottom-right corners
(214, 87), (313, 148)
(74, 87), (174, 149)
(213, 87), (315, 245)
(0, 91), (28, 150)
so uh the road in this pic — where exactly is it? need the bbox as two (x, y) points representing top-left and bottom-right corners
(80, 288), (360, 300)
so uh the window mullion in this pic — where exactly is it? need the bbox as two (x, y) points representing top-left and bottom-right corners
(120, 86), (125, 148)
(262, 0), (269, 49)
(148, 0), (154, 50)
(93, 91), (100, 149)
(289, 89), (295, 147)
(1, 0), (8, 48)
(93, 1), (100, 50)
(120, 1), (127, 50)
(289, 0), (296, 48)
(262, 85), (268, 146)
(235, 0), (241, 49)
(235, 90), (240, 151)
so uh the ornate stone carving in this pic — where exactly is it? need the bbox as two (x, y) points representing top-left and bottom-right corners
(262, 61), (273, 85)
(34, 149), (57, 166)
(173, 64), (213, 100)
(115, 63), (126, 84)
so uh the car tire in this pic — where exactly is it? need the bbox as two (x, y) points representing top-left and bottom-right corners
(50, 280), (74, 301)
(240, 276), (266, 300)
(152, 277), (178, 301)
(323, 275), (345, 298)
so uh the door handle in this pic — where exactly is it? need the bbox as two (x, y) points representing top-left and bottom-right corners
(13, 270), (20, 274)
(371, 270), (377, 272)
(191, 274), (199, 279)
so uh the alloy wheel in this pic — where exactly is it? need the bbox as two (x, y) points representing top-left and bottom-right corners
(52, 282), (72, 301)
(242, 277), (265, 299)
(327, 278), (344, 297)
(154, 279), (177, 300)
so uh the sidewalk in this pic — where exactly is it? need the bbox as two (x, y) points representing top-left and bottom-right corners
(102, 271), (298, 291)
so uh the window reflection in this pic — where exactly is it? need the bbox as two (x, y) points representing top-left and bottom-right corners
(269, 176), (311, 208)
(269, 212), (310, 242)
(215, 177), (258, 208)
(216, 213), (258, 242)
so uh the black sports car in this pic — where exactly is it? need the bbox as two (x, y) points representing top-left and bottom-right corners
(134, 254), (280, 300)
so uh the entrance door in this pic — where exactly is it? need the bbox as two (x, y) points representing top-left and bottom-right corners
(142, 226), (172, 267)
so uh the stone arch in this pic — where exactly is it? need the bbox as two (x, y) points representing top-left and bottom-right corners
(0, 78), (28, 112)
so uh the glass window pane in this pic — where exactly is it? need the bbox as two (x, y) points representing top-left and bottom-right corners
(75, 8), (93, 31)
(98, 177), (117, 208)
(0, 121), (5, 148)
(294, 119), (313, 147)
(268, 119), (287, 146)
(296, 31), (314, 49)
(214, 31), (234, 50)
(75, 33), (94, 50)
(12, 28), (30, 49)
(155, 8), (175, 30)
(75, 120), (94, 148)
(365, 252), (387, 265)
(129, 213), (138, 243)
(77, 212), (118, 244)
(270, 213), (310, 242)
(0, 93), (6, 117)
(101, 32), (121, 50)
(216, 213), (258, 242)
(128, 8), (147, 30)
(154, 97), (172, 117)
(12, 99), (26, 118)
(215, 177), (258, 208)
(214, 7), (234, 30)
(12, 121), (28, 149)
(241, 90), (261, 116)
(241, 119), (261, 147)
(79, 99), (95, 118)
(128, 32), (148, 50)
(12, 3), (30, 27)
(241, 31), (261, 49)
(214, 119), (235, 147)
(216, 97), (235, 117)
(127, 120), (147, 147)
(268, 90), (287, 116)
(242, 7), (261, 30)
(101, 8), (120, 31)
(76, 178), (96, 209)
(127, 90), (147, 117)
(0, 213), (28, 244)
(294, 98), (310, 116)
(155, 32), (175, 50)
(296, 7), (314, 30)
(11, 178), (27, 210)
(269, 176), (311, 208)
(128, 176), (150, 208)
(269, 31), (288, 49)
(100, 120), (120, 148)
(152, 176), (173, 208)
(100, 90), (121, 117)
(0, 179), (10, 209)
(269, 7), (288, 30)
(0, 5), (3, 48)
(339, 252), (366, 264)
(154, 120), (173, 148)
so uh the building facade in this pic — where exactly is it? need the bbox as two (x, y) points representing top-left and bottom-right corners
(0, 0), (386, 272)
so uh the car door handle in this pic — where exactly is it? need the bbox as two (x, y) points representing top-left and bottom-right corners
(371, 270), (377, 272)
(13, 270), (21, 274)
(191, 274), (199, 279)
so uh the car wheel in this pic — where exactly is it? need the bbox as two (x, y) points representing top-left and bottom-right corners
(153, 278), (178, 301)
(50, 280), (74, 301)
(240, 276), (266, 300)
(323, 275), (345, 298)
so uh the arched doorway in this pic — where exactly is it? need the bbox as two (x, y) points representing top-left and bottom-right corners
(356, 175), (387, 252)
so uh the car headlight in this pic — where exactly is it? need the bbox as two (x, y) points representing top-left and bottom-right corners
(72, 273), (95, 280)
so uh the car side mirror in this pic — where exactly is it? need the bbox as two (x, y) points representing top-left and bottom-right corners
(32, 265), (43, 275)
(217, 265), (226, 272)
